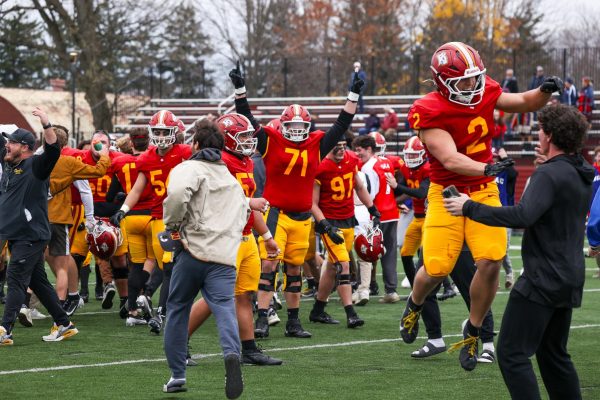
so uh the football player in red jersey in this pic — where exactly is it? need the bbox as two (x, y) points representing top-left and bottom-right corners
(353, 134), (400, 303)
(309, 140), (380, 328)
(229, 61), (363, 338)
(185, 114), (282, 366)
(111, 110), (192, 334)
(400, 41), (563, 370)
(65, 130), (129, 313)
(106, 128), (158, 325)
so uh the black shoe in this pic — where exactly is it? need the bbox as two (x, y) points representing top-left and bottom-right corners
(284, 319), (312, 338)
(242, 346), (283, 366)
(369, 281), (379, 296)
(449, 323), (479, 371)
(224, 354), (244, 399)
(62, 295), (81, 317)
(400, 302), (421, 344)
(309, 310), (340, 324)
(80, 292), (89, 304)
(347, 315), (364, 329)
(437, 287), (457, 301)
(411, 341), (447, 358)
(118, 299), (128, 319)
(149, 314), (163, 335)
(254, 316), (270, 338)
(101, 282), (116, 309)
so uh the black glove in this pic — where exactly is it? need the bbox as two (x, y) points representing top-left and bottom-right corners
(109, 210), (126, 227)
(157, 230), (182, 252)
(367, 205), (381, 228)
(114, 192), (126, 205)
(350, 72), (365, 95)
(540, 76), (563, 95)
(484, 158), (514, 176)
(315, 220), (345, 245)
(228, 60), (245, 89)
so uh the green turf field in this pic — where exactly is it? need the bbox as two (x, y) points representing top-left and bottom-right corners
(1, 236), (599, 399)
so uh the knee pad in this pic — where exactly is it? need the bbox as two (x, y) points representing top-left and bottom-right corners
(283, 273), (302, 293)
(112, 266), (129, 280)
(258, 272), (276, 292)
(338, 273), (351, 286)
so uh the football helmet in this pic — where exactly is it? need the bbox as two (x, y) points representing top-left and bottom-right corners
(369, 131), (386, 155)
(430, 42), (486, 106)
(267, 118), (282, 132)
(148, 110), (182, 149)
(86, 219), (123, 260)
(217, 113), (257, 156)
(354, 225), (385, 262)
(280, 104), (311, 142)
(403, 136), (426, 169)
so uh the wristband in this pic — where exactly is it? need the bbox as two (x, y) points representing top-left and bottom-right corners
(42, 122), (53, 129)
(120, 204), (130, 214)
(261, 231), (273, 241)
(347, 92), (359, 102)
(234, 87), (247, 95)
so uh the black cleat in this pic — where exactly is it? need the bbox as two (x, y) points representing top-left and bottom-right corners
(437, 287), (457, 301)
(284, 319), (312, 338)
(369, 281), (379, 296)
(254, 316), (270, 338)
(347, 315), (365, 329)
(118, 298), (128, 319)
(399, 303), (422, 344)
(148, 314), (163, 335)
(309, 310), (340, 324)
(101, 282), (116, 309)
(242, 346), (283, 366)
(449, 323), (479, 371)
(62, 295), (81, 317)
(224, 353), (244, 399)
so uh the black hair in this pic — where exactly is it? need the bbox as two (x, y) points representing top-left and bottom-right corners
(352, 134), (376, 152)
(190, 119), (224, 150)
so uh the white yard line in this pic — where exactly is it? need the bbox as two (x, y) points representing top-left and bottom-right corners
(1, 324), (599, 376)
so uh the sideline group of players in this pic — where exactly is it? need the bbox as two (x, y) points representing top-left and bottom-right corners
(1, 41), (563, 378)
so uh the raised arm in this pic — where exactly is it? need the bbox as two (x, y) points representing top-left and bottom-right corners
(496, 76), (562, 113)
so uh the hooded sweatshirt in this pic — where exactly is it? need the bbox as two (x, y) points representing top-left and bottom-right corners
(463, 154), (594, 308)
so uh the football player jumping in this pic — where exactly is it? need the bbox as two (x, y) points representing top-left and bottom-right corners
(229, 61), (363, 338)
(400, 41), (563, 370)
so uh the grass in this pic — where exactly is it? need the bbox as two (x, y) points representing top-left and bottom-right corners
(1, 235), (600, 399)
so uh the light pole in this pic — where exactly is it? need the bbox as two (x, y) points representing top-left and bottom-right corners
(69, 50), (79, 141)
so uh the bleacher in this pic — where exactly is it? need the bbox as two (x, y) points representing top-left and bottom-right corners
(116, 91), (600, 201)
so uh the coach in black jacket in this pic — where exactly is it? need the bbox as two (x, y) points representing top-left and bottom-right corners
(444, 104), (592, 400)
(0, 108), (76, 345)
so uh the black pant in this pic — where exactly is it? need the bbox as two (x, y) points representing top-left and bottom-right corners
(412, 249), (494, 342)
(497, 291), (581, 400)
(380, 221), (398, 293)
(1, 240), (69, 332)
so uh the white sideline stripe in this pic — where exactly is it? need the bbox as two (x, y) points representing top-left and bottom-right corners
(2, 324), (600, 376)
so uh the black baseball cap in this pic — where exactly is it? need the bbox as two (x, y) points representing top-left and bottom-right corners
(2, 128), (36, 150)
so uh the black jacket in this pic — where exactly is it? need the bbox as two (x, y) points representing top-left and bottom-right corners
(500, 77), (519, 93)
(0, 138), (60, 241)
(463, 154), (594, 308)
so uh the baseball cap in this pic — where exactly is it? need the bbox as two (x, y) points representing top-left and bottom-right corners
(2, 128), (36, 150)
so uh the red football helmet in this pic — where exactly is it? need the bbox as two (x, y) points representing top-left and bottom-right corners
(216, 113), (257, 156)
(403, 136), (426, 169)
(430, 42), (486, 106)
(148, 110), (182, 149)
(354, 225), (385, 262)
(280, 104), (311, 142)
(369, 131), (386, 155)
(86, 219), (123, 260)
(267, 118), (282, 132)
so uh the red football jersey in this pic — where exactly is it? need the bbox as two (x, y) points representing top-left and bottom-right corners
(262, 126), (325, 212)
(111, 153), (155, 211)
(136, 144), (192, 219)
(399, 161), (430, 214)
(385, 154), (405, 172)
(315, 151), (359, 220)
(407, 78), (502, 187)
(74, 149), (123, 203)
(222, 150), (255, 235)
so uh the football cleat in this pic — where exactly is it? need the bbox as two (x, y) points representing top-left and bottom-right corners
(101, 282), (116, 310)
(242, 346), (283, 366)
(267, 307), (280, 326)
(136, 295), (153, 321)
(284, 319), (312, 338)
(148, 314), (163, 335)
(42, 322), (79, 342)
(125, 315), (147, 327)
(309, 310), (340, 325)
(224, 353), (244, 399)
(400, 302), (422, 344)
(347, 315), (365, 329)
(437, 286), (457, 301)
(254, 316), (270, 338)
(18, 306), (33, 327)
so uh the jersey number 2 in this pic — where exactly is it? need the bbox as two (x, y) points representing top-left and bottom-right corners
(466, 116), (489, 154)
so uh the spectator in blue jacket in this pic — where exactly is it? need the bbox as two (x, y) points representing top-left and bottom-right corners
(560, 78), (577, 106)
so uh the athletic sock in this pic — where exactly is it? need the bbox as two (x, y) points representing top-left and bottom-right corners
(344, 304), (357, 318)
(287, 307), (299, 320)
(313, 299), (326, 314)
(241, 340), (257, 352)
(429, 338), (445, 347)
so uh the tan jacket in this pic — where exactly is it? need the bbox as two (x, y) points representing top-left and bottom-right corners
(48, 155), (110, 225)
(163, 157), (250, 267)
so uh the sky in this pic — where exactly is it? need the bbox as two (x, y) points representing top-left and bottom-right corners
(540, 0), (600, 24)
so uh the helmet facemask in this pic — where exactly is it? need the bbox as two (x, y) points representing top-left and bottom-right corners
(228, 129), (257, 156)
(149, 127), (177, 149)
(282, 119), (310, 142)
(442, 68), (486, 106)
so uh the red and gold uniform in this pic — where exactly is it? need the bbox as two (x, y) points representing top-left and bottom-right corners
(408, 77), (506, 276)
(136, 144), (192, 268)
(112, 154), (156, 264)
(398, 161), (430, 257)
(222, 151), (261, 295)
(315, 151), (359, 263)
(259, 126), (325, 266)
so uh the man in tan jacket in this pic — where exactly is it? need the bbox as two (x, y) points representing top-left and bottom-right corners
(45, 126), (110, 316)
(162, 120), (249, 399)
